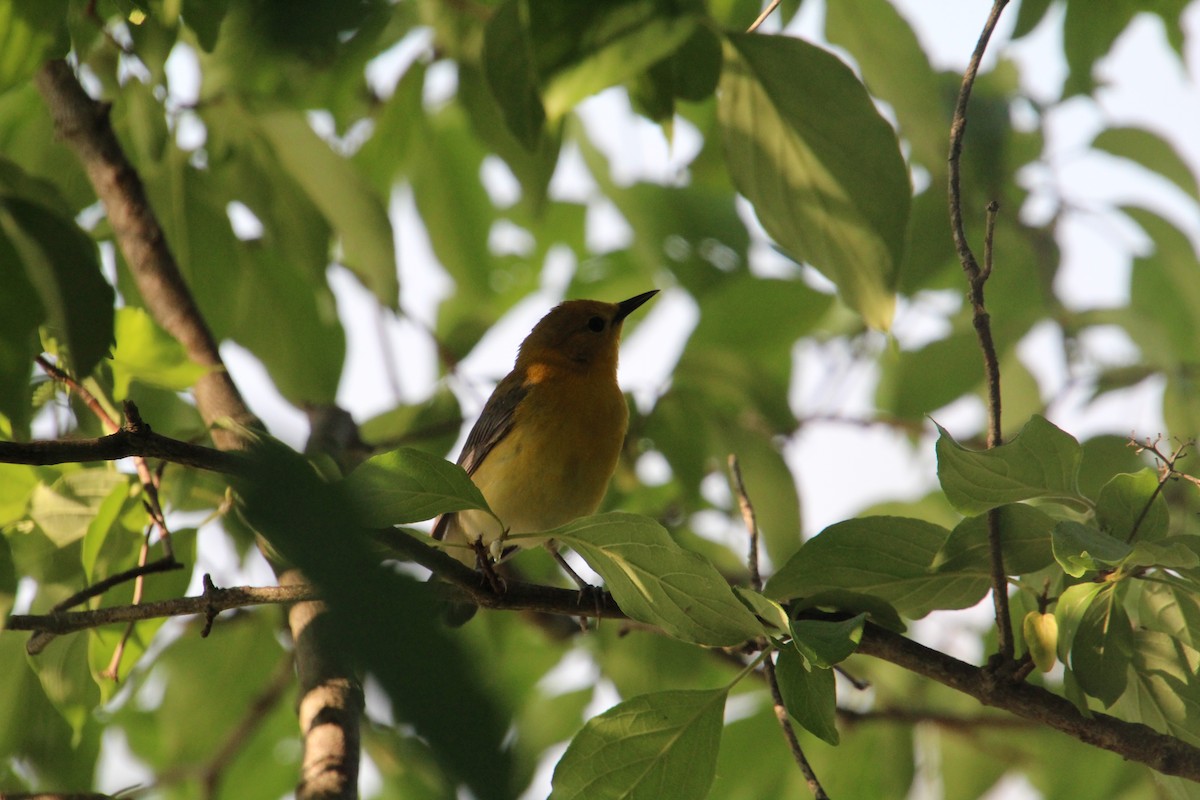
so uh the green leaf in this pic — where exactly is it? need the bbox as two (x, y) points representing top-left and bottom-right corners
(1096, 469), (1168, 543)
(933, 503), (1057, 576)
(0, 533), (14, 628)
(341, 447), (492, 527)
(549, 688), (727, 800)
(255, 110), (398, 307)
(79, 479), (132, 583)
(824, 0), (947, 171)
(1052, 521), (1132, 578)
(718, 33), (909, 329)
(483, 0), (545, 150)
(553, 512), (765, 646)
(530, 0), (700, 120)
(1113, 630), (1200, 759)
(1092, 126), (1200, 202)
(109, 307), (209, 400)
(767, 517), (989, 619)
(1069, 583), (1132, 707)
(0, 463), (38, 526)
(734, 587), (791, 635)
(935, 416), (1084, 515)
(0, 0), (68, 95)
(774, 647), (838, 745)
(0, 197), (114, 376)
(790, 590), (906, 633)
(789, 613), (865, 668)
(29, 470), (132, 548)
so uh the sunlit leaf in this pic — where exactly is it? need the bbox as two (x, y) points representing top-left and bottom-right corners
(1069, 583), (1132, 707)
(718, 33), (909, 329)
(109, 307), (209, 400)
(553, 512), (764, 646)
(342, 447), (492, 526)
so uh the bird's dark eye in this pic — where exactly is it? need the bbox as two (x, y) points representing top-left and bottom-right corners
(587, 316), (606, 332)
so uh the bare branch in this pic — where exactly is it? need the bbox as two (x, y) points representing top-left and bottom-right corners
(9, 580), (319, 638)
(946, 0), (1014, 663)
(0, 425), (243, 473)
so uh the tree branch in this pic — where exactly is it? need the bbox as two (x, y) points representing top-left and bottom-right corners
(0, 424), (244, 473)
(857, 619), (1200, 781)
(8, 580), (319, 637)
(947, 0), (1015, 663)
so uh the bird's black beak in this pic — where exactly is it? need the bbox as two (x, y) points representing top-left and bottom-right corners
(614, 290), (659, 323)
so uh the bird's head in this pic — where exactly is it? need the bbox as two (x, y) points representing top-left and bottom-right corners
(516, 290), (658, 374)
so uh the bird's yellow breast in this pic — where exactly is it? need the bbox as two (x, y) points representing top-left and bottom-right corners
(461, 364), (628, 542)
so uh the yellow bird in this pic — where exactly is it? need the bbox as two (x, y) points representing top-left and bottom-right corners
(433, 290), (658, 570)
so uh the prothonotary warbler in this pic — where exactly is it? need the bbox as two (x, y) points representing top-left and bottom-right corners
(432, 290), (658, 571)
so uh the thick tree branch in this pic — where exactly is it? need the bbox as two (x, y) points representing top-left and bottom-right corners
(947, 0), (1015, 663)
(857, 620), (1200, 782)
(34, 59), (257, 452)
(0, 425), (243, 473)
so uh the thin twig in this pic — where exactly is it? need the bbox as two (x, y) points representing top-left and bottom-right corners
(1125, 436), (1195, 544)
(947, 0), (1014, 663)
(729, 454), (829, 800)
(728, 455), (762, 591)
(747, 0), (783, 32)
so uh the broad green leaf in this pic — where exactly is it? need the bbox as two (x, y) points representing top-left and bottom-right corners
(1052, 521), (1131, 578)
(1137, 579), (1200, 650)
(529, 0), (700, 120)
(790, 590), (906, 633)
(1093, 126), (1200, 202)
(935, 416), (1085, 515)
(774, 647), (838, 745)
(789, 613), (865, 668)
(0, 462), (38, 525)
(1062, 1), (1140, 97)
(79, 480), (132, 583)
(255, 110), (398, 307)
(767, 517), (989, 619)
(1054, 581), (1104, 664)
(1126, 537), (1200, 572)
(0, 218), (41, 434)
(718, 33), (909, 329)
(877, 331), (982, 420)
(109, 307), (209, 400)
(0, 197), (114, 377)
(29, 470), (131, 548)
(483, 0), (545, 150)
(933, 503), (1056, 576)
(553, 512), (764, 646)
(1097, 469), (1169, 544)
(342, 447), (492, 526)
(0, 533), (13, 627)
(358, 389), (463, 457)
(1113, 630), (1200, 757)
(1023, 611), (1057, 673)
(825, 0), (947, 170)
(0, 0), (68, 95)
(549, 688), (727, 800)
(1070, 582), (1132, 707)
(1126, 207), (1200, 367)
(29, 631), (98, 740)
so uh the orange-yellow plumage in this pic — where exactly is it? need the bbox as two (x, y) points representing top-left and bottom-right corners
(433, 291), (657, 564)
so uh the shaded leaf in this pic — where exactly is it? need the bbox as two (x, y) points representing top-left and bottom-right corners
(790, 613), (865, 668)
(775, 646), (838, 744)
(933, 503), (1056, 576)
(767, 517), (989, 619)
(1052, 521), (1131, 578)
(549, 688), (727, 800)
(1097, 468), (1168, 543)
(935, 416), (1084, 515)
(1093, 126), (1200, 202)
(1070, 583), (1132, 707)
